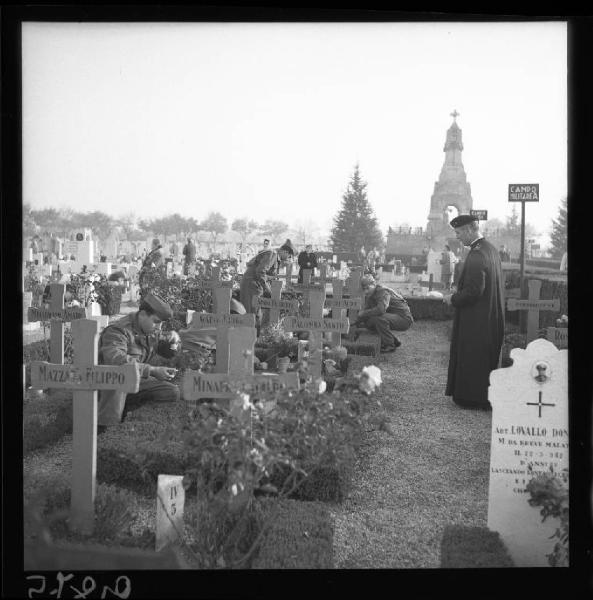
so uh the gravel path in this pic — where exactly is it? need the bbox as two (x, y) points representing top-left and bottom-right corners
(329, 320), (492, 568)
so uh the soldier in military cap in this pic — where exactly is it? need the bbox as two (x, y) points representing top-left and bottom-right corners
(443, 214), (504, 409)
(353, 274), (413, 352)
(240, 238), (296, 334)
(97, 292), (181, 431)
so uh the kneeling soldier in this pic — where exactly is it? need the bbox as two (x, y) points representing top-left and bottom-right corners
(355, 274), (413, 353)
(97, 292), (181, 431)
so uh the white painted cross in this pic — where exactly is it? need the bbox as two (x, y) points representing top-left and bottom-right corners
(288, 268), (324, 296)
(182, 327), (299, 407)
(187, 286), (255, 374)
(254, 279), (299, 326)
(325, 278), (362, 347)
(507, 279), (561, 343)
(344, 267), (364, 324)
(28, 283), (86, 365)
(30, 319), (140, 534)
(283, 288), (350, 378)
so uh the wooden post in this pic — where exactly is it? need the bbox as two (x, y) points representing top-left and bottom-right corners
(507, 279), (561, 343)
(30, 319), (140, 534)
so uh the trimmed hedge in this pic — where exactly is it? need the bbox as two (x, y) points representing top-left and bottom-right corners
(252, 498), (334, 568)
(404, 297), (455, 321)
(24, 390), (73, 453)
(96, 402), (191, 496)
(440, 525), (514, 567)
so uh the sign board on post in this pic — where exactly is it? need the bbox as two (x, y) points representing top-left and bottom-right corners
(487, 338), (568, 566)
(470, 209), (488, 220)
(508, 184), (540, 202)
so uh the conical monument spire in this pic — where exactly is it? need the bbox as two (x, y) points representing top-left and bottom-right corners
(426, 110), (473, 248)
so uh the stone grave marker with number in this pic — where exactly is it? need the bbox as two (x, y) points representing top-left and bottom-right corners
(283, 288), (350, 378)
(254, 279), (298, 326)
(156, 474), (185, 552)
(30, 319), (140, 534)
(487, 338), (568, 567)
(507, 279), (560, 343)
(182, 326), (299, 407)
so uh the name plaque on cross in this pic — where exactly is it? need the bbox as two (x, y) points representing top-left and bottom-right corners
(28, 306), (86, 321)
(507, 299), (560, 312)
(324, 297), (362, 310)
(30, 362), (140, 392)
(192, 313), (255, 328)
(255, 297), (299, 312)
(183, 371), (299, 400)
(283, 316), (350, 333)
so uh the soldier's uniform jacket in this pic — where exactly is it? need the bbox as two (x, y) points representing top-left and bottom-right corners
(99, 312), (167, 378)
(362, 285), (413, 321)
(243, 249), (279, 292)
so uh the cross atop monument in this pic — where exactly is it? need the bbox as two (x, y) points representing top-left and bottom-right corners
(450, 109), (460, 121)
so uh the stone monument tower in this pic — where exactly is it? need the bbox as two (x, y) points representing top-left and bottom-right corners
(426, 110), (473, 250)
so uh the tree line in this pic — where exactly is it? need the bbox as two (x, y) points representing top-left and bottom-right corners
(24, 205), (289, 246)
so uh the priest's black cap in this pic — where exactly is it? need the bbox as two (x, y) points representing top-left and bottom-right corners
(142, 292), (173, 320)
(449, 214), (479, 228)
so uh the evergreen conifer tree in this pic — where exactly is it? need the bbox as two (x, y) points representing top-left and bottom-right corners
(549, 197), (567, 258)
(330, 164), (384, 253)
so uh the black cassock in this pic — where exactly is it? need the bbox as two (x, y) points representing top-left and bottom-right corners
(446, 237), (505, 408)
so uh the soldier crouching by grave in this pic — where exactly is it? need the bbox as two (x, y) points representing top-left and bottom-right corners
(353, 274), (413, 352)
(97, 292), (181, 432)
(240, 238), (296, 335)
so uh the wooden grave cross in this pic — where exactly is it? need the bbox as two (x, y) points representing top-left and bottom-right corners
(278, 261), (297, 288)
(344, 267), (364, 324)
(310, 262), (331, 287)
(29, 319), (140, 534)
(187, 286), (255, 374)
(28, 283), (86, 365)
(254, 279), (298, 326)
(507, 279), (560, 343)
(325, 278), (362, 347)
(288, 268), (323, 296)
(182, 326), (299, 407)
(544, 326), (568, 349)
(283, 288), (350, 378)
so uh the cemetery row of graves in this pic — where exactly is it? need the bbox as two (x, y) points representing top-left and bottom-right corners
(22, 248), (569, 570)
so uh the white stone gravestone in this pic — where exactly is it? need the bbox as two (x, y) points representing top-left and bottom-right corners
(156, 474), (185, 552)
(487, 338), (568, 567)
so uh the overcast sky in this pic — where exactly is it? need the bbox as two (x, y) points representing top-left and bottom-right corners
(22, 21), (566, 246)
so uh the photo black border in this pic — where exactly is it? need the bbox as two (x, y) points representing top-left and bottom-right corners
(2, 5), (591, 599)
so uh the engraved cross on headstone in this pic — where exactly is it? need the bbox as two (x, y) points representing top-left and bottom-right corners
(526, 391), (556, 418)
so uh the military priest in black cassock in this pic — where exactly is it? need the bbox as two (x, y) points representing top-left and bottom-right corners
(443, 214), (505, 410)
